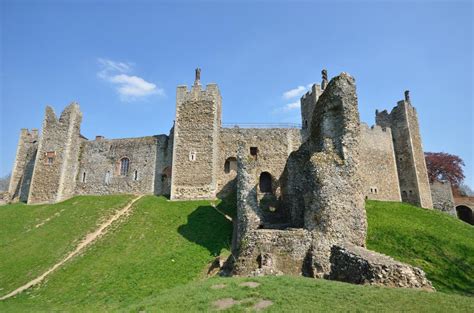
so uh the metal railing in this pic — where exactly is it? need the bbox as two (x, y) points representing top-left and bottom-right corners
(222, 123), (302, 129)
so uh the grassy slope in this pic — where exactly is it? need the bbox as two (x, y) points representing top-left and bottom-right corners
(366, 200), (474, 295)
(0, 195), (133, 295)
(127, 276), (473, 313)
(0, 195), (472, 312)
(0, 195), (233, 311)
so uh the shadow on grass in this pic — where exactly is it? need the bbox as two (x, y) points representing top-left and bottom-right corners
(177, 194), (236, 257)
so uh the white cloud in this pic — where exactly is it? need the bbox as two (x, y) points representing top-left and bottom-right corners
(284, 101), (300, 111)
(283, 86), (306, 99)
(282, 82), (317, 100)
(97, 58), (163, 101)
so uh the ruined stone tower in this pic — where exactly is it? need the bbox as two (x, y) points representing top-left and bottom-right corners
(376, 93), (433, 208)
(27, 103), (83, 204)
(170, 69), (222, 200)
(8, 129), (39, 202)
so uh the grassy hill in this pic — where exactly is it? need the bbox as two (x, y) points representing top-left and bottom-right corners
(0, 195), (472, 312)
(0, 195), (134, 294)
(366, 200), (473, 295)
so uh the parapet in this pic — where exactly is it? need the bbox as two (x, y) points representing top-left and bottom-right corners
(176, 83), (221, 106)
(360, 122), (392, 135)
(301, 84), (322, 103)
(19, 128), (39, 142)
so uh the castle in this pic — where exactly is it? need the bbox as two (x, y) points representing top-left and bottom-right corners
(7, 69), (447, 288)
(8, 69), (434, 210)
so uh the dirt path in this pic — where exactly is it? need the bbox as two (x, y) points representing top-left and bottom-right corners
(0, 195), (143, 301)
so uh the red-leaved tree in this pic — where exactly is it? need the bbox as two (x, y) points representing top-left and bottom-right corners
(425, 152), (465, 188)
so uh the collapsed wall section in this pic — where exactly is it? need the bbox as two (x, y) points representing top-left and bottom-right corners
(359, 124), (401, 201)
(75, 135), (168, 196)
(8, 129), (39, 202)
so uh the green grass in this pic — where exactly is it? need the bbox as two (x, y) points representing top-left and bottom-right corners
(366, 200), (474, 295)
(0, 195), (472, 312)
(127, 276), (474, 312)
(0, 195), (134, 295)
(0, 195), (233, 311)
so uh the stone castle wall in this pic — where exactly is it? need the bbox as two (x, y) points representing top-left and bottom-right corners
(75, 135), (169, 196)
(430, 180), (455, 215)
(360, 123), (401, 201)
(9, 71), (442, 211)
(217, 128), (301, 196)
(28, 104), (82, 204)
(8, 129), (39, 202)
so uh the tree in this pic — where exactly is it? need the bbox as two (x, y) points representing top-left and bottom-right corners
(458, 183), (474, 197)
(425, 152), (465, 188)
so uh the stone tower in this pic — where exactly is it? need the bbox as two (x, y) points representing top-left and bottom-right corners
(170, 69), (222, 200)
(27, 103), (83, 204)
(9, 129), (39, 202)
(300, 70), (327, 142)
(376, 93), (433, 208)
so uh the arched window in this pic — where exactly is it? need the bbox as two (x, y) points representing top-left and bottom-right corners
(259, 172), (272, 193)
(224, 157), (237, 174)
(120, 158), (130, 176)
(105, 171), (111, 185)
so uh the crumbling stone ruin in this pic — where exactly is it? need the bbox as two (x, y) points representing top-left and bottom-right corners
(231, 73), (434, 290)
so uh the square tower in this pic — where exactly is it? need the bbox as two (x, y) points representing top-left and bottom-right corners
(27, 103), (83, 204)
(376, 92), (433, 208)
(170, 70), (222, 200)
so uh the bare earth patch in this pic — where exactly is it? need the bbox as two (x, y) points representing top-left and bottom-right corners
(253, 299), (273, 311)
(239, 281), (260, 288)
(211, 284), (227, 289)
(213, 298), (238, 310)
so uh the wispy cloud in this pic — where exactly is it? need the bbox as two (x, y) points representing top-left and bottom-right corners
(275, 82), (316, 113)
(283, 86), (306, 99)
(284, 101), (300, 111)
(97, 58), (164, 101)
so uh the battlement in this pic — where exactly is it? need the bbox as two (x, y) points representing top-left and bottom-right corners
(19, 128), (39, 142)
(360, 122), (391, 134)
(176, 83), (221, 106)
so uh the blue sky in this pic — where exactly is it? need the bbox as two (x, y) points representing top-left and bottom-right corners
(1, 0), (473, 187)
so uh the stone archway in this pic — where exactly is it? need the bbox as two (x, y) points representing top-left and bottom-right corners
(456, 205), (473, 225)
(259, 172), (272, 193)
